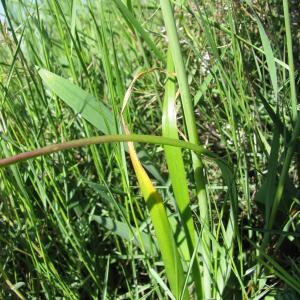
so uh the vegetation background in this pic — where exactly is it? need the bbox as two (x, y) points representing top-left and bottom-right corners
(0, 0), (299, 299)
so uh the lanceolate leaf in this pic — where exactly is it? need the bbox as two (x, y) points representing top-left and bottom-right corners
(162, 49), (202, 298)
(159, 1), (211, 297)
(256, 18), (278, 99)
(247, 2), (278, 100)
(255, 127), (280, 225)
(126, 136), (189, 300)
(38, 68), (116, 134)
(162, 50), (195, 256)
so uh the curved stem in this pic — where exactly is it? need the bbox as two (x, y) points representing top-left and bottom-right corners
(0, 134), (211, 168)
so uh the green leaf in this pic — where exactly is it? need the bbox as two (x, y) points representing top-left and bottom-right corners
(159, 1), (211, 296)
(255, 128), (280, 224)
(193, 70), (214, 106)
(125, 136), (189, 300)
(248, 3), (278, 99)
(162, 49), (202, 297)
(91, 215), (158, 256)
(162, 50), (193, 260)
(112, 0), (164, 62)
(38, 68), (117, 134)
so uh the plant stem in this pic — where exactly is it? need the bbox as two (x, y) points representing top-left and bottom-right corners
(0, 134), (211, 168)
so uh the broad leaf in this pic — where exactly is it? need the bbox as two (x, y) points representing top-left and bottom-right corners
(39, 68), (116, 134)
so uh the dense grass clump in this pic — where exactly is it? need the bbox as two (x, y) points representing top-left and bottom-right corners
(0, 1), (299, 299)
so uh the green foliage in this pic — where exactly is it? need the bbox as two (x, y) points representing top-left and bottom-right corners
(0, 0), (299, 299)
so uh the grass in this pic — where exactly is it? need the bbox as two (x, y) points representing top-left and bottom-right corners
(0, 0), (299, 299)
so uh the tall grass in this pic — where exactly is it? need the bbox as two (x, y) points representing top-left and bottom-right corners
(0, 0), (299, 299)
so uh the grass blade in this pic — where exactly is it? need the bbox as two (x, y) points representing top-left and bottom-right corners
(283, 0), (297, 122)
(162, 48), (202, 298)
(159, 1), (211, 297)
(112, 0), (164, 62)
(91, 215), (158, 255)
(248, 2), (278, 101)
(262, 113), (300, 248)
(125, 135), (189, 299)
(38, 68), (116, 134)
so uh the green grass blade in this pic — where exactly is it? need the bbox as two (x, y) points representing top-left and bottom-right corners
(70, 0), (77, 56)
(282, 0), (300, 189)
(283, 0), (297, 122)
(112, 0), (164, 62)
(4, 16), (27, 91)
(162, 48), (202, 298)
(149, 268), (177, 300)
(248, 3), (278, 101)
(0, 264), (26, 300)
(255, 128), (280, 225)
(159, 1), (211, 297)
(193, 67), (215, 106)
(255, 89), (288, 138)
(91, 215), (158, 255)
(262, 113), (300, 248)
(249, 239), (300, 293)
(38, 68), (116, 134)
(126, 137), (189, 299)
(187, 5), (289, 70)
